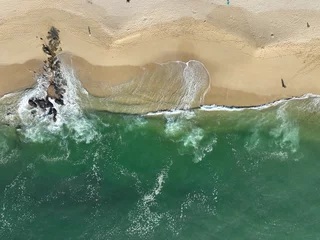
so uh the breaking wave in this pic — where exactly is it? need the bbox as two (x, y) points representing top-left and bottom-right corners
(12, 60), (98, 143)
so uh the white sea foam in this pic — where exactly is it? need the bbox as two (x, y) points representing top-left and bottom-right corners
(164, 112), (216, 163)
(243, 100), (301, 162)
(127, 163), (171, 237)
(181, 128), (217, 163)
(179, 189), (218, 220)
(145, 109), (187, 117)
(0, 138), (14, 165)
(164, 116), (186, 137)
(177, 60), (210, 110)
(37, 140), (71, 162)
(0, 164), (35, 234)
(200, 93), (320, 112)
(0, 92), (19, 100)
(270, 104), (300, 153)
(144, 94), (320, 116)
(143, 164), (171, 203)
(17, 60), (98, 143)
(124, 116), (147, 131)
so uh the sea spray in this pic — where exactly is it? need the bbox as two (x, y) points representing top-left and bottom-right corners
(17, 62), (98, 143)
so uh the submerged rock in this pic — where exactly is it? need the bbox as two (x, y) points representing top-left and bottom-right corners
(42, 44), (52, 55)
(55, 98), (64, 105)
(52, 108), (57, 122)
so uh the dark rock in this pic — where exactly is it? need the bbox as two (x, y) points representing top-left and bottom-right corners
(46, 99), (54, 108)
(43, 65), (49, 71)
(42, 44), (52, 55)
(31, 110), (37, 115)
(35, 99), (47, 109)
(52, 108), (57, 122)
(28, 99), (37, 108)
(35, 27), (64, 122)
(47, 27), (60, 41)
(55, 98), (64, 105)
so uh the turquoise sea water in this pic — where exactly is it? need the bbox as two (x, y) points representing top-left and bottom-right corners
(1, 64), (320, 239)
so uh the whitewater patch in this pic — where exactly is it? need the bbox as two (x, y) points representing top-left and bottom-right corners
(16, 60), (99, 143)
(143, 164), (171, 204)
(242, 99), (302, 165)
(123, 116), (148, 132)
(163, 111), (217, 163)
(269, 104), (300, 154)
(143, 93), (320, 118)
(200, 93), (320, 112)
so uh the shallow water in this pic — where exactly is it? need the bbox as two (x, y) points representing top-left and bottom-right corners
(1, 62), (320, 239)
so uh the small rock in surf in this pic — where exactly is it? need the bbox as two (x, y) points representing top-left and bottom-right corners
(28, 99), (37, 108)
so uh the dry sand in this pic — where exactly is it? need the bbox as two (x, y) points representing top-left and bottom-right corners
(1, 0), (320, 111)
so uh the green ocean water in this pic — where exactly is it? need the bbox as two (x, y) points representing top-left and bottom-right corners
(1, 94), (320, 239)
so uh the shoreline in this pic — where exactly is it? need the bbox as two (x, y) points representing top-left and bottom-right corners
(2, 2), (320, 112)
(1, 86), (317, 116)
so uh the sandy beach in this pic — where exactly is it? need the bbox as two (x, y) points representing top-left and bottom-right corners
(1, 0), (320, 111)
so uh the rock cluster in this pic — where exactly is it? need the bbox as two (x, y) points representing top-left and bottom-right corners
(28, 97), (57, 121)
(28, 27), (66, 122)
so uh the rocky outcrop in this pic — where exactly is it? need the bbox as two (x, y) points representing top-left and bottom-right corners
(28, 27), (65, 122)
